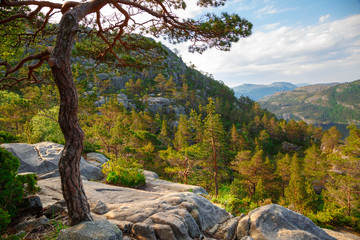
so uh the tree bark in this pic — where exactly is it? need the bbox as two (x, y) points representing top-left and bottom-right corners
(212, 137), (218, 197)
(347, 188), (351, 216)
(49, 11), (92, 226)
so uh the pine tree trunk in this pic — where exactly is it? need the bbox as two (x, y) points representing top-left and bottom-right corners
(212, 137), (218, 197)
(347, 189), (351, 216)
(49, 11), (93, 226)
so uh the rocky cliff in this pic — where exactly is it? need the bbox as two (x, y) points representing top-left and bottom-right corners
(2, 142), (360, 239)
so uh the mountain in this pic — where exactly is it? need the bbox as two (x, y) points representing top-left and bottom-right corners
(295, 83), (310, 87)
(259, 80), (360, 125)
(232, 82), (297, 100)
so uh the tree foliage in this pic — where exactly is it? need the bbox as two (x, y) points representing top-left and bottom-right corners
(0, 147), (39, 232)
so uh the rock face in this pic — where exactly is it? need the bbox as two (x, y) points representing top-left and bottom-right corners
(144, 97), (171, 113)
(37, 177), (232, 240)
(58, 220), (122, 240)
(86, 152), (109, 168)
(1, 142), (103, 181)
(236, 204), (336, 240)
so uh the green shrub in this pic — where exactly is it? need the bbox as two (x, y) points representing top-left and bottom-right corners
(0, 147), (39, 233)
(0, 147), (22, 218)
(106, 169), (146, 188)
(0, 131), (18, 144)
(103, 156), (146, 188)
(0, 208), (11, 233)
(83, 141), (101, 153)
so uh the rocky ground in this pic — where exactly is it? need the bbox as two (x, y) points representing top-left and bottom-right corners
(2, 141), (360, 240)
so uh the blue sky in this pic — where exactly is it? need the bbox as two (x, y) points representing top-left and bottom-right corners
(163, 0), (360, 87)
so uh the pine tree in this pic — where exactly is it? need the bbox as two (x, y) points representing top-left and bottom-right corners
(160, 144), (204, 184)
(173, 115), (191, 151)
(159, 119), (170, 147)
(304, 144), (327, 186)
(154, 73), (167, 93)
(189, 109), (204, 144)
(324, 125), (360, 216)
(230, 124), (240, 152)
(232, 149), (270, 197)
(254, 178), (267, 201)
(203, 98), (227, 197)
(285, 154), (317, 212)
(275, 153), (291, 197)
(321, 126), (342, 154)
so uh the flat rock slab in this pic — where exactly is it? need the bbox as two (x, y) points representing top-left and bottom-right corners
(1, 142), (103, 181)
(145, 179), (208, 195)
(37, 177), (163, 207)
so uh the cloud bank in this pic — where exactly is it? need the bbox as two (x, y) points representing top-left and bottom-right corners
(170, 14), (360, 87)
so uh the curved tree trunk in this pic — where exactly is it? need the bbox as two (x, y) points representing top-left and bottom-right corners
(49, 11), (93, 226)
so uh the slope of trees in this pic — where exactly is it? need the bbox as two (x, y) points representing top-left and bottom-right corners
(1, 73), (359, 231)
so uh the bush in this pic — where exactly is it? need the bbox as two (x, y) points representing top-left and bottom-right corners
(0, 147), (39, 233)
(106, 169), (146, 188)
(103, 156), (146, 188)
(0, 208), (11, 233)
(83, 141), (101, 153)
(0, 131), (18, 144)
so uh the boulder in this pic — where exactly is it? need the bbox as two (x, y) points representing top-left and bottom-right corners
(23, 195), (43, 213)
(58, 220), (122, 240)
(91, 200), (110, 215)
(1, 142), (103, 181)
(14, 215), (49, 231)
(153, 224), (176, 240)
(132, 223), (156, 240)
(143, 170), (159, 180)
(33, 215), (49, 228)
(117, 93), (129, 108)
(86, 152), (109, 166)
(236, 204), (336, 240)
(80, 162), (104, 181)
(144, 97), (171, 113)
(111, 76), (127, 90)
(97, 73), (110, 80)
(108, 220), (134, 234)
(168, 209), (201, 239)
(44, 203), (64, 218)
(150, 212), (191, 240)
(95, 96), (107, 107)
(214, 216), (241, 240)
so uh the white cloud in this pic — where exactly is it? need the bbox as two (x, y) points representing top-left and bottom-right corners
(257, 5), (281, 15)
(319, 14), (331, 23)
(171, 14), (360, 86)
(256, 4), (296, 17)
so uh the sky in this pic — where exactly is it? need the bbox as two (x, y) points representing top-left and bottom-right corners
(159, 0), (360, 87)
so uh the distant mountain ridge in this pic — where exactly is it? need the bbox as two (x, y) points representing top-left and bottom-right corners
(232, 82), (297, 100)
(259, 80), (360, 125)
